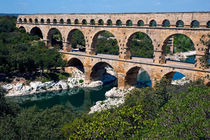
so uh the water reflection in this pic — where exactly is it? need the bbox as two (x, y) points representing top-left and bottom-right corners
(8, 83), (116, 112)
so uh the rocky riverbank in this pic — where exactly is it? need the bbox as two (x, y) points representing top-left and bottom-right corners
(1, 68), (104, 97)
(89, 87), (133, 114)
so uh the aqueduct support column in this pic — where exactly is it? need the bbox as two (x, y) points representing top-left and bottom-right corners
(195, 42), (209, 69)
(83, 57), (92, 83)
(153, 41), (165, 64)
(117, 73), (126, 88)
(119, 37), (131, 60)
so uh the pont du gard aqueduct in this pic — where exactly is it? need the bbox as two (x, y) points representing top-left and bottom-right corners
(17, 12), (210, 88)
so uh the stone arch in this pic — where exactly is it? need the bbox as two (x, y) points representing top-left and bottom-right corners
(24, 18), (27, 23)
(47, 28), (63, 49)
(125, 66), (152, 88)
(67, 19), (71, 24)
(162, 19), (170, 27)
(19, 26), (26, 32)
(191, 20), (200, 28)
(116, 20), (122, 26)
(126, 20), (133, 26)
(137, 20), (144, 26)
(18, 18), (22, 23)
(67, 58), (84, 73)
(30, 27), (43, 39)
(207, 21), (210, 28)
(47, 19), (50, 24)
(40, 18), (44, 24)
(90, 19), (95, 25)
(91, 30), (119, 55)
(126, 31), (154, 58)
(35, 18), (38, 24)
(29, 18), (32, 23)
(66, 29), (85, 52)
(53, 19), (57, 24)
(161, 71), (187, 85)
(60, 19), (64, 24)
(98, 19), (104, 25)
(82, 19), (87, 25)
(107, 19), (112, 26)
(162, 33), (195, 63)
(149, 20), (157, 27)
(74, 19), (79, 24)
(90, 62), (116, 83)
(176, 20), (184, 27)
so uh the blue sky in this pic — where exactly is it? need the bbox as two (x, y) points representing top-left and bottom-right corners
(1, 0), (210, 14)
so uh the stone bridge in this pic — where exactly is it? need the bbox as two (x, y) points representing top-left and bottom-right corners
(17, 12), (210, 87)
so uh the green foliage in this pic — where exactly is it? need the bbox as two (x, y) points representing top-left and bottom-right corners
(95, 31), (119, 55)
(79, 79), (84, 83)
(0, 16), (66, 75)
(129, 32), (154, 58)
(173, 34), (194, 53)
(70, 30), (85, 49)
(143, 86), (210, 139)
(62, 104), (154, 139)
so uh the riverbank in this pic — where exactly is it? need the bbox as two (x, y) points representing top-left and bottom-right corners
(1, 68), (104, 97)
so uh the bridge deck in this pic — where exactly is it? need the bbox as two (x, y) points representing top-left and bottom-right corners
(61, 51), (210, 73)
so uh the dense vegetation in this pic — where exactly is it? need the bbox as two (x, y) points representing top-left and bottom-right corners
(62, 80), (209, 139)
(0, 87), (81, 140)
(0, 16), (67, 82)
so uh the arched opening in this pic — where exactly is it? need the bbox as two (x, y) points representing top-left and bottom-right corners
(60, 19), (64, 24)
(162, 19), (170, 27)
(40, 18), (44, 24)
(207, 21), (210, 28)
(116, 20), (122, 26)
(47, 19), (50, 24)
(126, 20), (133, 26)
(82, 19), (87, 25)
(107, 19), (112, 26)
(162, 34), (195, 63)
(149, 20), (157, 27)
(53, 19), (57, 24)
(74, 19), (79, 24)
(98, 19), (104, 25)
(19, 26), (26, 33)
(30, 27), (43, 39)
(67, 58), (84, 73)
(67, 19), (71, 24)
(29, 18), (32, 23)
(91, 30), (119, 55)
(90, 19), (95, 25)
(207, 82), (210, 87)
(176, 20), (184, 27)
(35, 19), (38, 24)
(191, 20), (200, 28)
(162, 72), (187, 85)
(18, 18), (22, 23)
(90, 62), (117, 85)
(24, 18), (27, 23)
(125, 66), (151, 88)
(67, 29), (85, 52)
(137, 20), (144, 26)
(47, 28), (63, 49)
(126, 32), (154, 58)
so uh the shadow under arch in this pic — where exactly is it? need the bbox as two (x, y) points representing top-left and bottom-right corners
(67, 58), (84, 73)
(19, 26), (26, 32)
(30, 27), (43, 39)
(67, 29), (85, 52)
(90, 62), (117, 85)
(162, 33), (195, 63)
(126, 31), (154, 58)
(125, 66), (151, 88)
(91, 30), (119, 55)
(47, 28), (63, 49)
